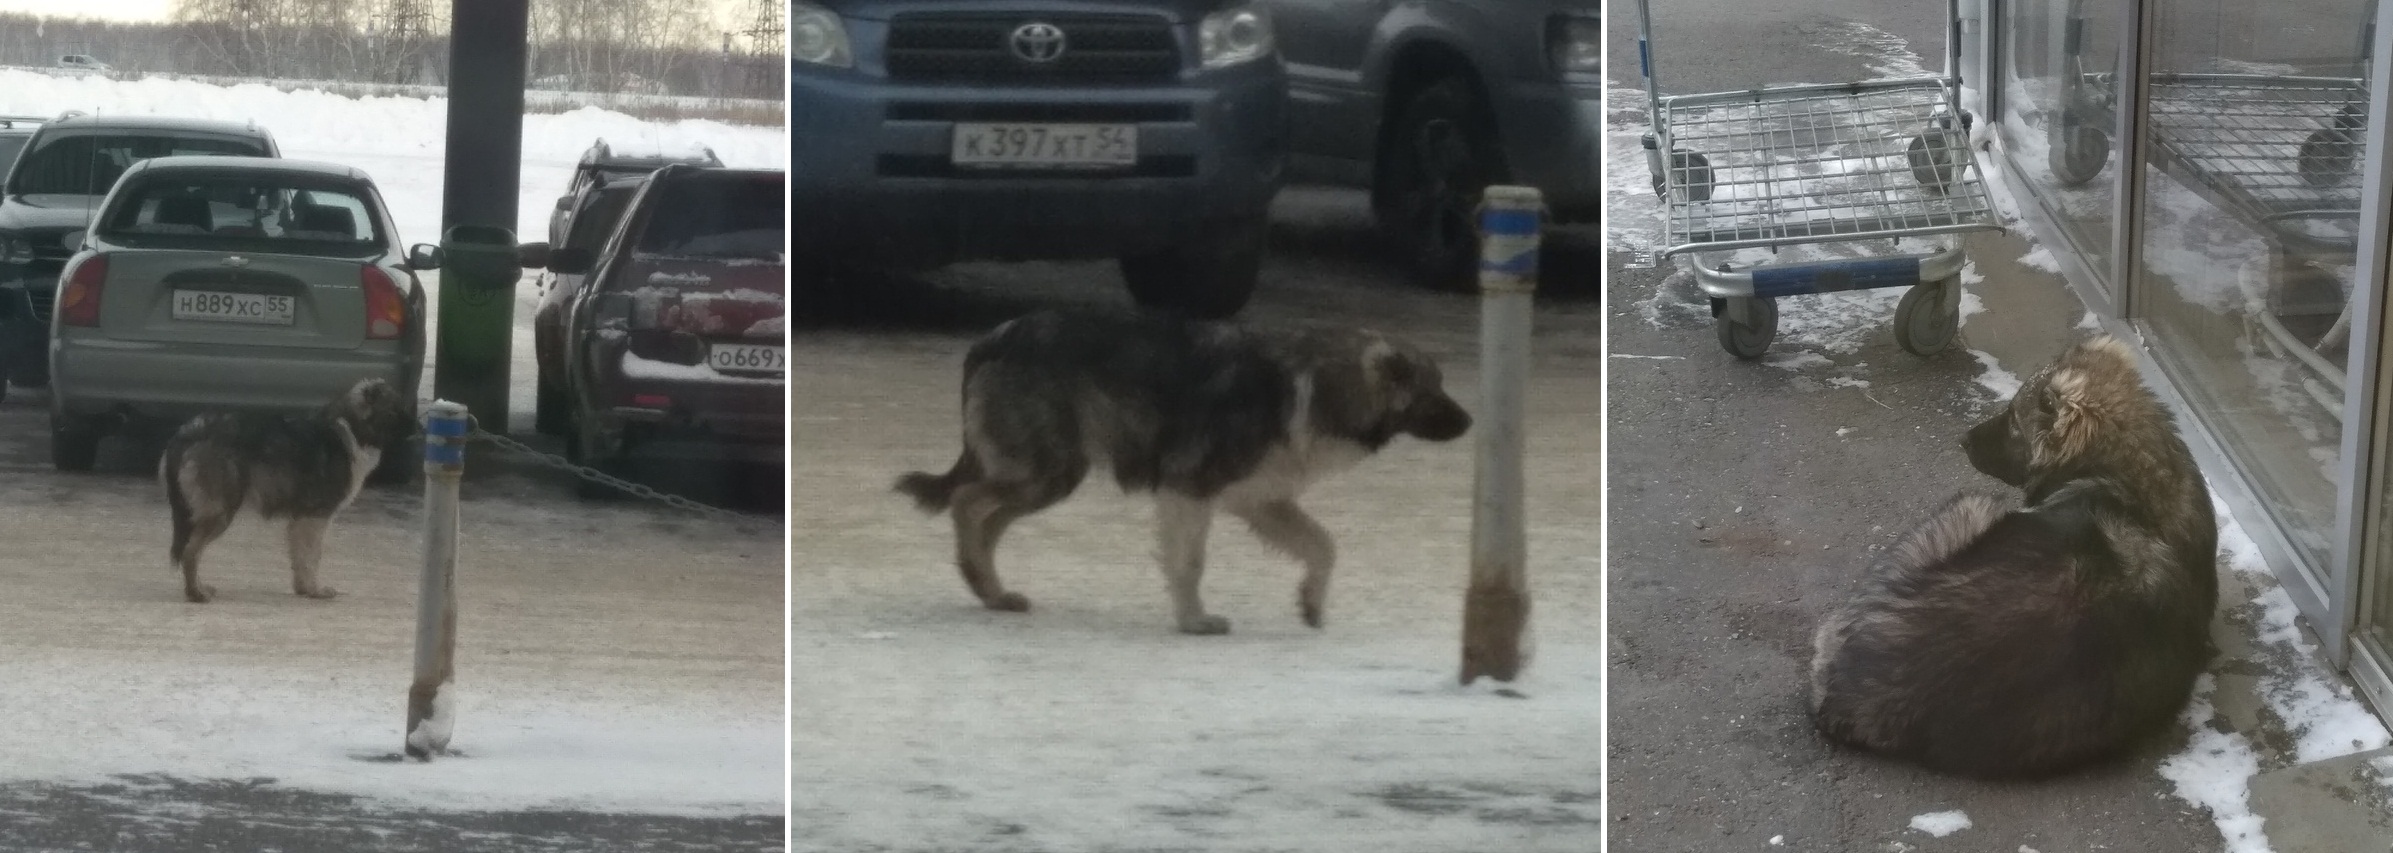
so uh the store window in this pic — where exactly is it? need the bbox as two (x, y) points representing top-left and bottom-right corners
(2136, 0), (2377, 569)
(2001, 0), (2125, 295)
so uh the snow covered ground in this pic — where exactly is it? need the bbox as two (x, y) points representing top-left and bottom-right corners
(0, 73), (785, 821)
(791, 269), (1603, 851)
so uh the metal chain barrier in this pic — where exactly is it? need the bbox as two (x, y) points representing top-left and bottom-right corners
(407, 402), (773, 534)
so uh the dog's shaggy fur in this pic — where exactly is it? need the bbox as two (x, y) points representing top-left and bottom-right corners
(161, 378), (416, 603)
(897, 309), (1472, 634)
(1808, 336), (2219, 778)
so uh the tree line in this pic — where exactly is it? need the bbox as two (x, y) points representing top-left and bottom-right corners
(0, 0), (785, 99)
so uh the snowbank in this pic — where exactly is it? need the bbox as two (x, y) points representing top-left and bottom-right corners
(0, 69), (788, 249)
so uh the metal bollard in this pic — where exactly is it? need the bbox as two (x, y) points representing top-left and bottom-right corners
(1461, 186), (1539, 685)
(406, 400), (466, 760)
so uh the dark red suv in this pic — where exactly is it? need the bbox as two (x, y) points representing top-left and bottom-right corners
(520, 165), (784, 495)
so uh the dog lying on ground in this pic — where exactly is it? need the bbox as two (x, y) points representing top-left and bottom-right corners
(897, 309), (1473, 634)
(1809, 336), (2219, 777)
(161, 378), (416, 603)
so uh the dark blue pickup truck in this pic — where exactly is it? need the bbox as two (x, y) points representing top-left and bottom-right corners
(1269, 0), (1599, 289)
(792, 0), (1288, 318)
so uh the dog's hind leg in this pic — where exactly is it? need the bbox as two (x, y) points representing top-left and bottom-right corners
(287, 516), (338, 599)
(1235, 500), (1336, 628)
(1156, 493), (1228, 635)
(950, 472), (1076, 613)
(177, 509), (233, 604)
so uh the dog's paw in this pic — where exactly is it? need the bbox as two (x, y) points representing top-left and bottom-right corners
(985, 591), (1031, 612)
(1178, 614), (1232, 635)
(185, 584), (215, 604)
(298, 586), (340, 600)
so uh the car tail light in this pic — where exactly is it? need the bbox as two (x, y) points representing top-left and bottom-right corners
(56, 253), (107, 327)
(361, 265), (405, 340)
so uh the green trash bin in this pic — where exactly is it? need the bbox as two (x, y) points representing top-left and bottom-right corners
(433, 224), (524, 433)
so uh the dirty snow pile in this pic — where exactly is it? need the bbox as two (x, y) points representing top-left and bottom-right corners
(2158, 494), (2392, 853)
(0, 68), (789, 246)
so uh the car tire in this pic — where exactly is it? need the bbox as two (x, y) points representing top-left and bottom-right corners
(49, 412), (100, 472)
(1119, 218), (1263, 320)
(1376, 77), (1508, 293)
(534, 372), (571, 436)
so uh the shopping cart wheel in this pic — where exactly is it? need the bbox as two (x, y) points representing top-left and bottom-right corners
(1714, 296), (1777, 359)
(1895, 276), (1962, 357)
(2048, 122), (2110, 187)
(1650, 149), (1714, 203)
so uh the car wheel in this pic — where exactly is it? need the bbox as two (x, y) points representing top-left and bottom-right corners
(49, 411), (100, 472)
(1376, 77), (1508, 293)
(1119, 218), (1263, 320)
(534, 372), (571, 436)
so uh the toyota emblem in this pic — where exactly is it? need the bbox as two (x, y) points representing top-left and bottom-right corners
(1009, 22), (1067, 63)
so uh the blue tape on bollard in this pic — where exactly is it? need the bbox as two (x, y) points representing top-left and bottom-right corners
(424, 418), (470, 438)
(424, 443), (465, 465)
(1480, 209), (1540, 237)
(1750, 257), (1922, 298)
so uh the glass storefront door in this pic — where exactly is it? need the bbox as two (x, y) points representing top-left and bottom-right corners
(2001, 0), (2128, 298)
(2136, 0), (2376, 583)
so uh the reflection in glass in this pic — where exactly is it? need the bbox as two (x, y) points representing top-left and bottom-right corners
(2138, 0), (2376, 571)
(2001, 0), (2124, 290)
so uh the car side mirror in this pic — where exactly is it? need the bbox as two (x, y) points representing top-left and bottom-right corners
(548, 247), (595, 275)
(555, 197), (572, 211)
(516, 241), (552, 269)
(407, 243), (443, 270)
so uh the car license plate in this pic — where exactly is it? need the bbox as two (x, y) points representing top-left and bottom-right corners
(709, 343), (784, 375)
(952, 123), (1137, 168)
(173, 290), (293, 325)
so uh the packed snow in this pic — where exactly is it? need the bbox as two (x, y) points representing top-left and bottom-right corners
(1908, 809), (1973, 837)
(2160, 674), (2271, 853)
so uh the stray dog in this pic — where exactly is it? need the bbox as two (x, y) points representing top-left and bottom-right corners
(161, 378), (416, 603)
(1809, 336), (2218, 777)
(896, 309), (1472, 634)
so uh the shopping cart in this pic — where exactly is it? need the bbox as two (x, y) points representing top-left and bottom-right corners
(1636, 0), (2004, 358)
(2041, 2), (2374, 418)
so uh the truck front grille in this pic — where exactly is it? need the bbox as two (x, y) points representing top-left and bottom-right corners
(886, 14), (1181, 85)
(25, 288), (51, 322)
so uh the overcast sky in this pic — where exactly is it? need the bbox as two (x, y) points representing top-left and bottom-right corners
(0, 1), (758, 30)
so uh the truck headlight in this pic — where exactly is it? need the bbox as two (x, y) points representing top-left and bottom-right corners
(792, 2), (853, 69)
(1548, 14), (1599, 77)
(1200, 4), (1275, 69)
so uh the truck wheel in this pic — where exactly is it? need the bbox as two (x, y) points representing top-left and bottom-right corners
(1377, 77), (1508, 293)
(1120, 218), (1263, 319)
(534, 372), (571, 436)
(49, 411), (100, 471)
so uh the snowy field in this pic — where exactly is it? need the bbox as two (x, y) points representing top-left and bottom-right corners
(0, 73), (787, 820)
(0, 68), (790, 248)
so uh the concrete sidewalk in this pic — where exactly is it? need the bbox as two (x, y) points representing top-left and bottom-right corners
(1605, 205), (2393, 853)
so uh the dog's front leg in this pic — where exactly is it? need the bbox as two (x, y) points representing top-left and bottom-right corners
(287, 516), (339, 599)
(1235, 500), (1336, 628)
(1156, 493), (1227, 635)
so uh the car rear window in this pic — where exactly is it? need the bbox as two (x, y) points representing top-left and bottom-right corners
(634, 173), (782, 261)
(11, 134), (270, 196)
(0, 136), (28, 174)
(568, 182), (641, 252)
(98, 174), (383, 253)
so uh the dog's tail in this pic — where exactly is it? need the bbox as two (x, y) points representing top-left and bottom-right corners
(894, 450), (980, 514)
(161, 440), (194, 570)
